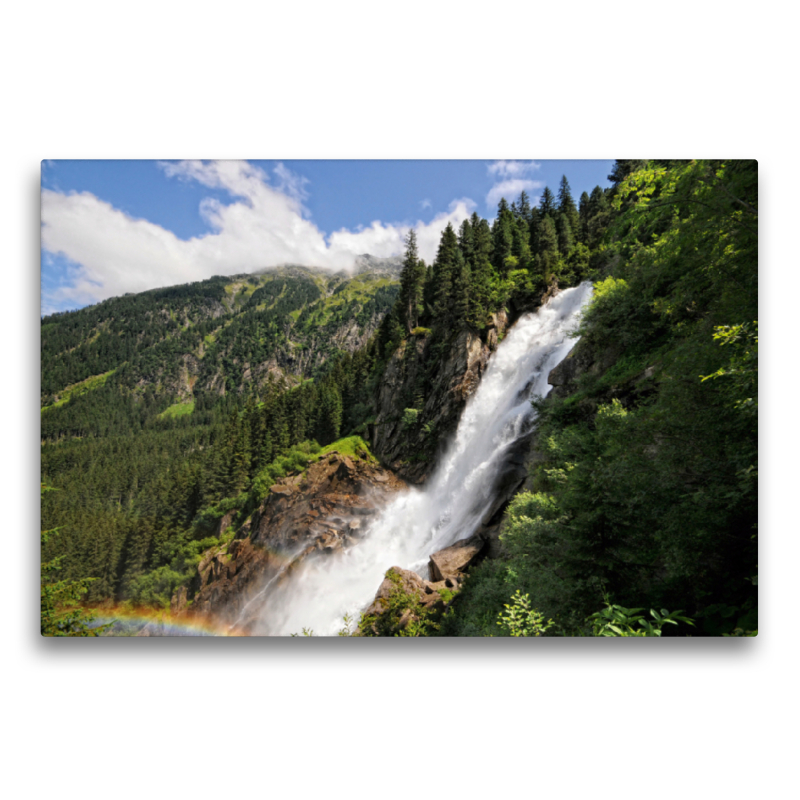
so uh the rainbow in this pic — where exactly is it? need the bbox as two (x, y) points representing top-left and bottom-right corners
(85, 605), (245, 637)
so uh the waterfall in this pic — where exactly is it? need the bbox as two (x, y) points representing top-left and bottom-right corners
(249, 281), (594, 635)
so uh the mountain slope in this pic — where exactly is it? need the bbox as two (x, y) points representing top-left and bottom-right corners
(41, 259), (401, 438)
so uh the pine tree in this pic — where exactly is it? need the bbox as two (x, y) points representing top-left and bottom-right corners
(539, 186), (556, 217)
(578, 191), (591, 244)
(528, 206), (541, 256)
(557, 175), (581, 239)
(516, 190), (532, 221)
(557, 175), (576, 215)
(587, 186), (611, 249)
(469, 215), (494, 327)
(536, 216), (560, 282)
(492, 201), (515, 273)
(453, 249), (471, 326)
(458, 218), (474, 264)
(556, 214), (573, 256)
(512, 216), (532, 268)
(432, 223), (460, 323)
(317, 384), (342, 445)
(398, 229), (424, 333)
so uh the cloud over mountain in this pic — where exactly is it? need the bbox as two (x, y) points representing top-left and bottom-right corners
(41, 160), (474, 312)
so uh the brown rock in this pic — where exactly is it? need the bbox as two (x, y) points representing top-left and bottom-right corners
(189, 452), (407, 631)
(428, 533), (486, 582)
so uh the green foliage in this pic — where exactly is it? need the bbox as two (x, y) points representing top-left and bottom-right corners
(41, 486), (109, 636)
(126, 565), (189, 608)
(701, 321), (758, 415)
(402, 407), (419, 429)
(497, 590), (556, 637)
(247, 441), (322, 508)
(588, 603), (694, 637)
(357, 569), (442, 637)
(317, 435), (375, 462)
(41, 369), (115, 413)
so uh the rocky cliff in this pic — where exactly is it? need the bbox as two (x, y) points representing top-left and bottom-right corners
(370, 310), (509, 484)
(183, 449), (406, 633)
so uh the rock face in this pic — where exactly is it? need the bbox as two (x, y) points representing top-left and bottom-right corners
(371, 311), (509, 484)
(547, 338), (604, 400)
(187, 452), (406, 631)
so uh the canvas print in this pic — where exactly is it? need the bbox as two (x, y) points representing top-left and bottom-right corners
(40, 160), (758, 637)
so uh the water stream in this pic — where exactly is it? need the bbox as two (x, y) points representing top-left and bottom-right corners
(248, 281), (594, 635)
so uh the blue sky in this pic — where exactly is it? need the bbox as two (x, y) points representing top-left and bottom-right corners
(41, 159), (613, 315)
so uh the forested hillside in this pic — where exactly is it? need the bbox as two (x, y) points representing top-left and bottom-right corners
(41, 160), (757, 637)
(41, 260), (401, 606)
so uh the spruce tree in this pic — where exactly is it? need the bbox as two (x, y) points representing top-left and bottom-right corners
(536, 216), (560, 282)
(528, 206), (541, 256)
(469, 215), (494, 327)
(458, 218), (474, 265)
(399, 229), (423, 333)
(539, 187), (556, 217)
(512, 216), (532, 268)
(453, 254), (471, 326)
(578, 191), (591, 244)
(587, 186), (611, 249)
(516, 190), (532, 221)
(432, 223), (459, 324)
(557, 175), (576, 215)
(492, 201), (515, 273)
(557, 175), (581, 239)
(556, 214), (573, 256)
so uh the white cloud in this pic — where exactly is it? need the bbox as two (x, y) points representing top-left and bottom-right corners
(327, 198), (475, 265)
(487, 160), (541, 178)
(486, 179), (544, 209)
(485, 160), (543, 210)
(420, 198), (432, 210)
(41, 160), (476, 310)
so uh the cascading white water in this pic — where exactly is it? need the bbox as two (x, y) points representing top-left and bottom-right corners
(251, 281), (594, 635)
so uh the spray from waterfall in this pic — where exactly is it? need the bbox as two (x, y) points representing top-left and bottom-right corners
(247, 281), (594, 635)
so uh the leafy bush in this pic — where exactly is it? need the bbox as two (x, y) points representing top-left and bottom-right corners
(127, 566), (188, 608)
(401, 408), (419, 429)
(588, 603), (694, 637)
(497, 591), (556, 637)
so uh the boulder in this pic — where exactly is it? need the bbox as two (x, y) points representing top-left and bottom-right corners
(360, 566), (448, 635)
(428, 533), (487, 582)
